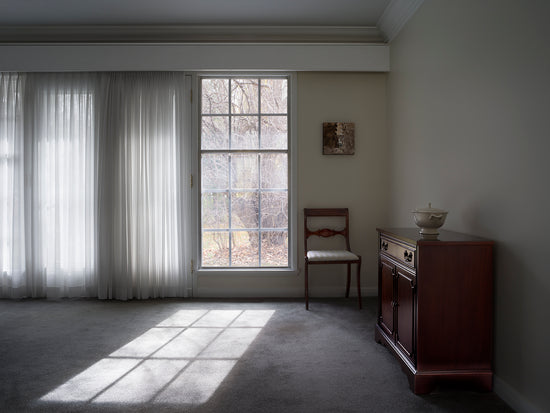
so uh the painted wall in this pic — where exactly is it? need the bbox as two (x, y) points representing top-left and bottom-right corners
(196, 72), (388, 297)
(297, 72), (388, 297)
(387, 1), (550, 412)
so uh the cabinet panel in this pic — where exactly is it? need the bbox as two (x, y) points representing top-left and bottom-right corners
(375, 228), (494, 394)
(379, 258), (395, 337)
(416, 244), (494, 371)
(396, 266), (415, 362)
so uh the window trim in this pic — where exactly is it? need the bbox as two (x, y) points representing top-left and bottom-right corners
(192, 72), (298, 276)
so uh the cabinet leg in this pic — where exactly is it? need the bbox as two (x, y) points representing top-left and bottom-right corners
(412, 372), (493, 394)
(476, 373), (494, 392)
(412, 375), (436, 394)
(345, 264), (351, 298)
(305, 262), (309, 310)
(356, 260), (362, 309)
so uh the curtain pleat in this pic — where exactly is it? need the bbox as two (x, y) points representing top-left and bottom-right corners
(23, 73), (98, 298)
(0, 73), (26, 298)
(98, 72), (186, 299)
(0, 72), (189, 299)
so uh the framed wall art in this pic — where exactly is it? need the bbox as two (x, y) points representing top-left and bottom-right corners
(323, 122), (355, 155)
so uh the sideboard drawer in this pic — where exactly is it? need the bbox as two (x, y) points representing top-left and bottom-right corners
(380, 236), (416, 268)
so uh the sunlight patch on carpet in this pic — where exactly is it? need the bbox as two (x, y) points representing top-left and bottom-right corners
(39, 309), (275, 406)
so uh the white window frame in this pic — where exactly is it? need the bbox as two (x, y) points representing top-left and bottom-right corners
(191, 72), (298, 277)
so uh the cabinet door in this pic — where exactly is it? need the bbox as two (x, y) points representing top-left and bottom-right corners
(396, 266), (416, 362)
(379, 257), (395, 337)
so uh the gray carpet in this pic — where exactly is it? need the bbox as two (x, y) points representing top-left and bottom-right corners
(0, 297), (513, 413)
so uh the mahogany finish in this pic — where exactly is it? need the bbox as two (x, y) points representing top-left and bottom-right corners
(304, 208), (361, 310)
(375, 228), (494, 394)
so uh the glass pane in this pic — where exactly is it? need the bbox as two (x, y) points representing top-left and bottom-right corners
(231, 192), (259, 229)
(231, 154), (259, 190)
(202, 231), (229, 267)
(261, 116), (287, 149)
(201, 154), (229, 190)
(202, 79), (229, 114)
(231, 79), (258, 114)
(232, 231), (259, 267)
(261, 192), (288, 229)
(231, 116), (259, 149)
(261, 79), (287, 114)
(200, 76), (290, 270)
(202, 192), (229, 229)
(201, 116), (229, 150)
(260, 153), (287, 189)
(261, 231), (288, 267)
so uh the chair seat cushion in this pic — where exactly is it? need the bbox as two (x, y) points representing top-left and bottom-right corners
(307, 250), (359, 262)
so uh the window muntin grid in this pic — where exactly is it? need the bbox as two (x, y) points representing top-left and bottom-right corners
(200, 77), (289, 268)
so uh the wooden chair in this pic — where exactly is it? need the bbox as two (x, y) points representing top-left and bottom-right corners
(304, 208), (362, 310)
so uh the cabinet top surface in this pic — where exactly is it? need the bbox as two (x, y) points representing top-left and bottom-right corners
(377, 228), (493, 245)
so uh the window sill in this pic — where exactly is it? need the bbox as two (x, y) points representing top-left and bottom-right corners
(195, 268), (299, 277)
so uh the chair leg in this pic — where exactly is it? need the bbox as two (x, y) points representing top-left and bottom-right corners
(305, 261), (309, 310)
(345, 263), (351, 298)
(356, 260), (362, 310)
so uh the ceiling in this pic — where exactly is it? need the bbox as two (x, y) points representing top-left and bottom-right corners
(0, 0), (390, 26)
(0, 0), (423, 43)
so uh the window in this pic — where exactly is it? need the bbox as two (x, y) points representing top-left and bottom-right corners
(199, 76), (291, 268)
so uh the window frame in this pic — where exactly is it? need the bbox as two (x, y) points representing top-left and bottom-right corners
(192, 72), (298, 276)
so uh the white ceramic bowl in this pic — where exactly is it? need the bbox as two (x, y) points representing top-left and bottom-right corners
(412, 203), (448, 238)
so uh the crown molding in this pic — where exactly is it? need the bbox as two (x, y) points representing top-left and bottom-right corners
(377, 0), (424, 42)
(0, 43), (390, 72)
(0, 25), (385, 44)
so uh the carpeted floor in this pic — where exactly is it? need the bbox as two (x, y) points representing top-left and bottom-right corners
(0, 297), (513, 413)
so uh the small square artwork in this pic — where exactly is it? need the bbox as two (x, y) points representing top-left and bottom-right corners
(323, 122), (355, 155)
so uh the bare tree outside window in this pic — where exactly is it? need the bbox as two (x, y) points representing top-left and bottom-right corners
(200, 77), (289, 268)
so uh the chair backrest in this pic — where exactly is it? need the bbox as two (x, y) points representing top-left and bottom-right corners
(304, 208), (351, 253)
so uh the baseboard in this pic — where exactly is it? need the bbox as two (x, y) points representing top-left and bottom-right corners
(195, 286), (378, 298)
(362, 287), (378, 297)
(494, 375), (543, 413)
(196, 286), (302, 298)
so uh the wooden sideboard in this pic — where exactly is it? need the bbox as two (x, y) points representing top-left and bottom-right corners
(375, 228), (494, 394)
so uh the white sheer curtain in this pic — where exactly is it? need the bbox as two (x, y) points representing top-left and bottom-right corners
(0, 73), (26, 298)
(0, 72), (190, 299)
(25, 73), (99, 298)
(98, 73), (187, 299)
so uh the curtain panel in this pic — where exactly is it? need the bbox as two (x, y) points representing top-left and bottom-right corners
(0, 72), (189, 299)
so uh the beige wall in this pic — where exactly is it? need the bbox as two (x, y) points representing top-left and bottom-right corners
(297, 72), (388, 297)
(197, 72), (389, 297)
(387, 1), (550, 412)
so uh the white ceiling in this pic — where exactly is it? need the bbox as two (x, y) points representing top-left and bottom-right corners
(0, 0), (424, 43)
(0, 0), (391, 26)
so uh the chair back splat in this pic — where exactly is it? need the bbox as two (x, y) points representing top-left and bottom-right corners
(303, 208), (362, 310)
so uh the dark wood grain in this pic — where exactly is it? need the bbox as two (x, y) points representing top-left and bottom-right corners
(396, 266), (415, 361)
(379, 257), (395, 336)
(375, 228), (494, 394)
